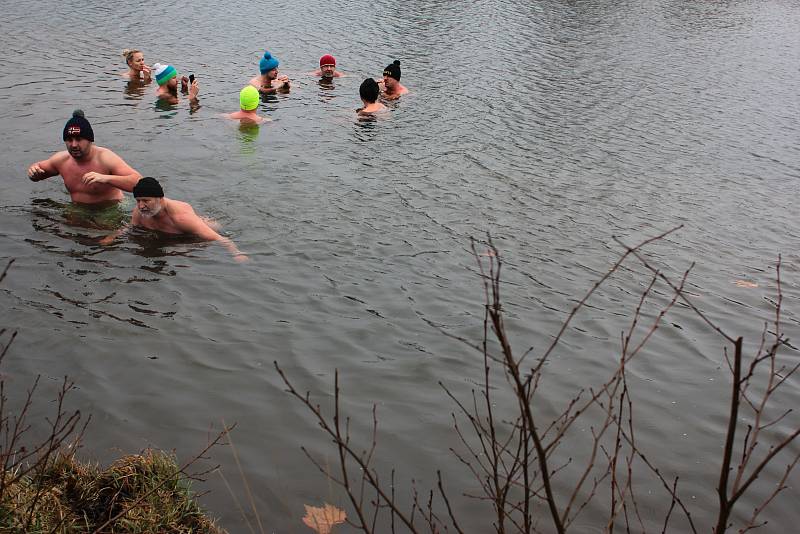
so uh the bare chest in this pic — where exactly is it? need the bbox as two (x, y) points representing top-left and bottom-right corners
(59, 157), (108, 193)
(137, 215), (182, 235)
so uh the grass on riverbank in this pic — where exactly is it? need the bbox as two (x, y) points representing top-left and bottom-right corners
(0, 449), (224, 533)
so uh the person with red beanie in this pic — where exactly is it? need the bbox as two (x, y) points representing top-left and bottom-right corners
(311, 54), (343, 79)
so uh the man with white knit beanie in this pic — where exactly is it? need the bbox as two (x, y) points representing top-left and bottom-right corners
(153, 62), (198, 105)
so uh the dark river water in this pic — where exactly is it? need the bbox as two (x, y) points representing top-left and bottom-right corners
(1, 0), (799, 531)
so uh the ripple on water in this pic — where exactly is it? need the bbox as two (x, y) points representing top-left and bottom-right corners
(1, 0), (800, 531)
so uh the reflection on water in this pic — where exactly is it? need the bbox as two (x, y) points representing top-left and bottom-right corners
(154, 97), (178, 114)
(236, 122), (261, 154)
(356, 113), (379, 126)
(127, 227), (207, 260)
(317, 78), (336, 91)
(124, 79), (149, 99)
(30, 197), (128, 233)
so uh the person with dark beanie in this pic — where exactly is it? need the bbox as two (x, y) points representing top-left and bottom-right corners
(357, 78), (387, 116)
(27, 110), (142, 204)
(101, 177), (248, 262)
(379, 59), (408, 99)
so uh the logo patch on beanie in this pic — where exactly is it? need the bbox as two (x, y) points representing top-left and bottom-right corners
(67, 126), (81, 136)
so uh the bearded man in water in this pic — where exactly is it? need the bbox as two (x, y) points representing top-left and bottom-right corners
(103, 177), (248, 262)
(27, 110), (142, 204)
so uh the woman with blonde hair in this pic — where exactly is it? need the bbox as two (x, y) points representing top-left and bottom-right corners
(121, 49), (151, 82)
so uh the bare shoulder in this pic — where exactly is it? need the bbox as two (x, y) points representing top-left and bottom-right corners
(49, 150), (71, 166)
(167, 199), (198, 218)
(95, 145), (117, 158)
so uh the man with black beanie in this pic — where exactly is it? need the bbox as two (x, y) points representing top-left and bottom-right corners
(27, 110), (142, 204)
(101, 177), (248, 263)
(379, 60), (409, 100)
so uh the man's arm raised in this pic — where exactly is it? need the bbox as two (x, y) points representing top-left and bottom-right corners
(27, 152), (64, 182)
(81, 149), (142, 191)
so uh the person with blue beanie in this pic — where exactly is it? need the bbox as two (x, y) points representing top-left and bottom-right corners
(249, 51), (291, 94)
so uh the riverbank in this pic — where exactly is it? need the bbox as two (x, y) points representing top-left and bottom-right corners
(1, 450), (224, 533)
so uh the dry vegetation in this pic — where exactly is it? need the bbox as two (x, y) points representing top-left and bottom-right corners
(277, 228), (800, 533)
(0, 259), (228, 533)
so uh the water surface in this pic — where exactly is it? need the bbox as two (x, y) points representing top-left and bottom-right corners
(1, 0), (799, 531)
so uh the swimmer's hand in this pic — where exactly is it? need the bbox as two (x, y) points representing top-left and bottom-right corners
(27, 163), (46, 181)
(142, 64), (152, 79)
(99, 225), (128, 246)
(98, 234), (117, 246)
(234, 253), (250, 263)
(180, 75), (189, 92)
(189, 79), (199, 100)
(82, 171), (108, 185)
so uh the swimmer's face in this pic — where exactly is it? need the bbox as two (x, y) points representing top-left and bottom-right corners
(136, 197), (163, 218)
(320, 64), (335, 78)
(265, 68), (278, 80)
(383, 74), (397, 90)
(65, 136), (91, 159)
(128, 52), (145, 71)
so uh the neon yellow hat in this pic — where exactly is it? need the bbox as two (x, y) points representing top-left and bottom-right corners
(240, 85), (260, 111)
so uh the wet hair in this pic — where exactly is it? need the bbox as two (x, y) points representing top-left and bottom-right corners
(359, 78), (380, 103)
(122, 49), (142, 66)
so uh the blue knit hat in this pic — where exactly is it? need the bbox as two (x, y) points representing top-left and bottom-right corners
(259, 51), (279, 74)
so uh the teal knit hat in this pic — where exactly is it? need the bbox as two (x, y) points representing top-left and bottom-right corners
(153, 63), (177, 86)
(259, 51), (279, 74)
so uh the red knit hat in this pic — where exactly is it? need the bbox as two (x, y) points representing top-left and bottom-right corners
(319, 54), (336, 67)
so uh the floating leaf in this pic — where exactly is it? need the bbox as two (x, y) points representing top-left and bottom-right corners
(734, 280), (758, 288)
(302, 503), (346, 534)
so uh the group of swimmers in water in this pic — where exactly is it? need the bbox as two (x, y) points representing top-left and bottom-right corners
(27, 50), (411, 263)
(122, 48), (409, 120)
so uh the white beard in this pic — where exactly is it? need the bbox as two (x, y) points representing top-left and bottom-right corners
(139, 204), (162, 218)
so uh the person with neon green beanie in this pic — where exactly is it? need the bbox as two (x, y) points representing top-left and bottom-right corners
(225, 85), (268, 124)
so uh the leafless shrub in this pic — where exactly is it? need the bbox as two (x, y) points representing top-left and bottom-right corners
(277, 229), (798, 533)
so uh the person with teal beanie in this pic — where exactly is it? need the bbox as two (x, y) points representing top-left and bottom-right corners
(225, 86), (268, 124)
(153, 62), (199, 105)
(249, 51), (290, 94)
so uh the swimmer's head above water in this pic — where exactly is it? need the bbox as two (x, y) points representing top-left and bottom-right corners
(63, 110), (94, 159)
(359, 78), (380, 104)
(122, 49), (144, 70)
(63, 110), (94, 142)
(383, 60), (401, 81)
(319, 54), (336, 77)
(259, 51), (279, 76)
(133, 177), (165, 218)
(153, 63), (178, 86)
(239, 85), (260, 111)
